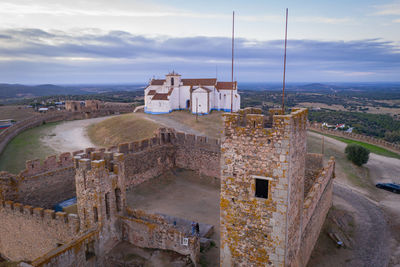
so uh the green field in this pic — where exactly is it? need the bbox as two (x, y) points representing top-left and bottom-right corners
(0, 122), (58, 174)
(310, 130), (400, 160)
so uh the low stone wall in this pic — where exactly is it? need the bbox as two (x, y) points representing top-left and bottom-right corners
(121, 208), (200, 264)
(309, 122), (400, 153)
(0, 200), (79, 262)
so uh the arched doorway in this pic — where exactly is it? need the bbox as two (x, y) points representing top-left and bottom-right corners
(186, 99), (190, 109)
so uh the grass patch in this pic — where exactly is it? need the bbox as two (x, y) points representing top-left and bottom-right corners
(87, 113), (160, 147)
(310, 130), (400, 159)
(307, 133), (372, 189)
(159, 110), (224, 139)
(0, 122), (58, 174)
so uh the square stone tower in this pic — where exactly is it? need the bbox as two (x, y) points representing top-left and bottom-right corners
(74, 152), (127, 253)
(220, 107), (308, 266)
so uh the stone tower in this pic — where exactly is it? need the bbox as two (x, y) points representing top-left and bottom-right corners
(74, 152), (126, 240)
(220, 107), (308, 266)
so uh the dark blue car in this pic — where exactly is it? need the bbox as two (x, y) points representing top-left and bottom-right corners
(376, 183), (400, 194)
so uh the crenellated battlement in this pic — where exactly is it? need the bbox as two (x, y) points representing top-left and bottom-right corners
(223, 107), (308, 138)
(21, 152), (74, 177)
(0, 199), (79, 232)
(73, 151), (125, 176)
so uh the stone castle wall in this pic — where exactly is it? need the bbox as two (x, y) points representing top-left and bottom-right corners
(309, 122), (400, 153)
(304, 153), (324, 196)
(175, 132), (220, 178)
(121, 208), (200, 264)
(115, 128), (221, 187)
(30, 229), (99, 267)
(297, 158), (335, 266)
(220, 108), (333, 267)
(0, 153), (76, 208)
(0, 200), (79, 262)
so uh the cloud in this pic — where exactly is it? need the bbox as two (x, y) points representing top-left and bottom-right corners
(373, 0), (400, 16)
(0, 28), (399, 83)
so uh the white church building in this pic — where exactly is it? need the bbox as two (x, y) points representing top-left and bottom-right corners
(144, 71), (240, 114)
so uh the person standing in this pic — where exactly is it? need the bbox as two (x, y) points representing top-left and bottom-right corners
(195, 222), (200, 237)
(191, 221), (196, 236)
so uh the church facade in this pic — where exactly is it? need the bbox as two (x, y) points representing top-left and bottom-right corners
(144, 72), (240, 114)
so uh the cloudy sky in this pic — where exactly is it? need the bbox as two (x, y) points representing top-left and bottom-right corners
(0, 0), (399, 84)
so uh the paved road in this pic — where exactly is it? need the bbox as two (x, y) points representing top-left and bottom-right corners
(333, 183), (390, 267)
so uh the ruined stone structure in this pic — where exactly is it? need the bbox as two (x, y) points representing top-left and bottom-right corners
(65, 100), (101, 112)
(0, 107), (334, 267)
(220, 108), (335, 266)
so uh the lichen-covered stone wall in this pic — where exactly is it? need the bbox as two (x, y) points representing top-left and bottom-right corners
(30, 229), (99, 267)
(175, 132), (220, 178)
(0, 200), (79, 262)
(220, 108), (331, 267)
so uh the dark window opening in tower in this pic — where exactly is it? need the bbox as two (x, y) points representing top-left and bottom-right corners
(115, 188), (121, 212)
(93, 207), (98, 222)
(105, 192), (110, 219)
(255, 178), (269, 199)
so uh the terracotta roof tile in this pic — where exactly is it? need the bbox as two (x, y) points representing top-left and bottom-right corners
(152, 93), (169, 100)
(148, 90), (157, 95)
(216, 81), (237, 90)
(151, 79), (165, 85)
(182, 78), (217, 86)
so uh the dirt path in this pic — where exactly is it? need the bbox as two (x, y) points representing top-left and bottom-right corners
(333, 184), (390, 267)
(41, 116), (116, 153)
(309, 131), (400, 265)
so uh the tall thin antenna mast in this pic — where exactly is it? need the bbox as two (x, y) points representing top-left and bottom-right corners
(282, 8), (288, 114)
(231, 11), (235, 113)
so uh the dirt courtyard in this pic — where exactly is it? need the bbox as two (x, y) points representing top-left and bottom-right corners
(126, 169), (221, 266)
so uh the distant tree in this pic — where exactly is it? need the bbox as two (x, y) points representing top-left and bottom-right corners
(384, 131), (400, 143)
(345, 144), (370, 166)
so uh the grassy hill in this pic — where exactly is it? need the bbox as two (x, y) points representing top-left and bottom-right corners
(87, 114), (160, 147)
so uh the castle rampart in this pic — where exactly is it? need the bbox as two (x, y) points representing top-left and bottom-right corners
(0, 107), (335, 266)
(0, 199), (79, 262)
(0, 153), (76, 208)
(309, 122), (400, 153)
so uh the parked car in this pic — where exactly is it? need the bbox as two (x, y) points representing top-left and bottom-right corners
(376, 183), (400, 194)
